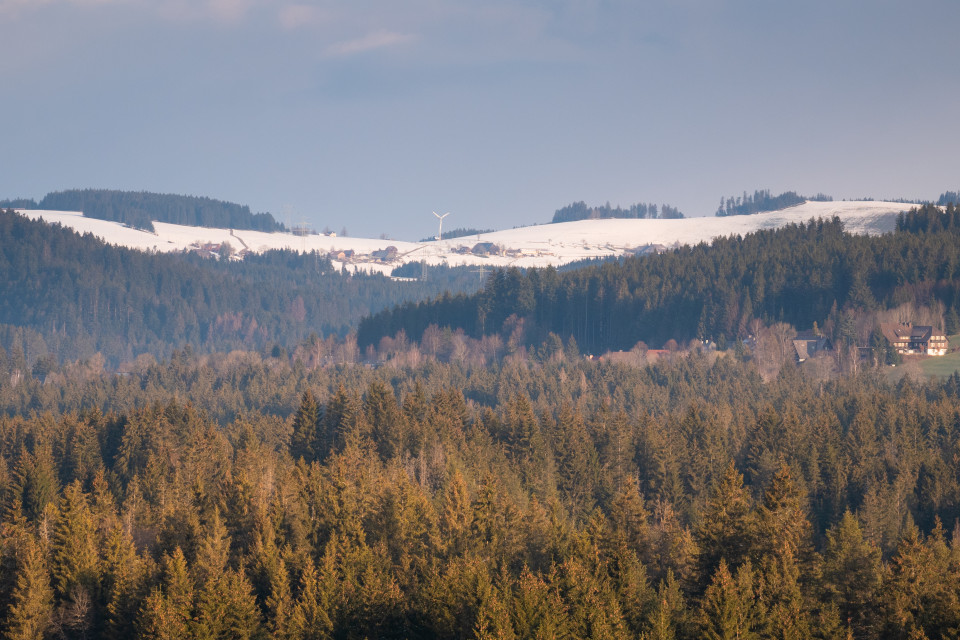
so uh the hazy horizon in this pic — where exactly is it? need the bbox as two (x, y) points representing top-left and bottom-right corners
(2, 0), (958, 239)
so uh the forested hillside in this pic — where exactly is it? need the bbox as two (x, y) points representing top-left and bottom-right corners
(936, 190), (960, 206)
(360, 204), (960, 354)
(552, 201), (684, 223)
(1, 346), (960, 639)
(418, 228), (494, 242)
(0, 210), (480, 366)
(3, 189), (285, 232)
(716, 189), (831, 217)
(3, 193), (960, 639)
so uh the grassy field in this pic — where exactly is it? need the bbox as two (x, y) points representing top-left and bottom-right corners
(918, 334), (960, 379)
(880, 335), (960, 382)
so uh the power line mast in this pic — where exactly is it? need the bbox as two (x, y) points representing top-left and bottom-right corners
(471, 264), (487, 285)
(294, 218), (311, 254)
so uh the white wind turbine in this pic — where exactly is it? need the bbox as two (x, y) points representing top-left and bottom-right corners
(432, 211), (451, 241)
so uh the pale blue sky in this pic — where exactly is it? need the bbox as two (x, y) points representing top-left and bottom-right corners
(2, 0), (958, 239)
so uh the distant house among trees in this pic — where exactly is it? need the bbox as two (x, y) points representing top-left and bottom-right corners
(880, 323), (948, 356)
(793, 330), (830, 363)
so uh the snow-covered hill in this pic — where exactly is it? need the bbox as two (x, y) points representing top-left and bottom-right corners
(17, 200), (916, 273)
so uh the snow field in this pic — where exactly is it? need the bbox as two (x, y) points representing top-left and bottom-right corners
(17, 200), (915, 271)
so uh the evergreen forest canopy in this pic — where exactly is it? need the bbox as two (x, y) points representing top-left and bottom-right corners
(6, 201), (960, 376)
(359, 204), (960, 356)
(418, 228), (495, 242)
(5, 186), (960, 638)
(0, 210), (481, 368)
(552, 201), (684, 223)
(715, 189), (833, 217)
(2, 189), (286, 233)
(938, 190), (960, 206)
(2, 337), (960, 638)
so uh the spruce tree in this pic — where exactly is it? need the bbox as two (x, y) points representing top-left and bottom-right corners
(365, 380), (406, 461)
(289, 558), (333, 640)
(264, 556), (295, 640)
(193, 567), (261, 640)
(645, 571), (685, 640)
(50, 480), (100, 637)
(138, 547), (193, 640)
(101, 522), (143, 639)
(510, 565), (568, 639)
(9, 446), (59, 523)
(438, 467), (472, 559)
(5, 534), (54, 640)
(821, 511), (882, 637)
(755, 464), (812, 566)
(696, 462), (755, 582)
(289, 390), (321, 462)
(698, 559), (765, 640)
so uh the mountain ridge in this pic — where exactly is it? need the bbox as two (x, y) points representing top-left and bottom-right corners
(17, 199), (918, 273)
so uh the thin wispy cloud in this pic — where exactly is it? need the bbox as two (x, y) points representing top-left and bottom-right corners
(0, 0), (122, 15)
(0, 0), (562, 61)
(0, 0), (245, 22)
(149, 0), (260, 25)
(205, 0), (253, 24)
(278, 3), (328, 30)
(324, 29), (416, 57)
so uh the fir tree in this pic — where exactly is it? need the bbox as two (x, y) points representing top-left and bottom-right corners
(510, 565), (569, 639)
(695, 462), (755, 582)
(698, 559), (765, 640)
(289, 558), (333, 640)
(821, 511), (882, 637)
(438, 467), (473, 559)
(289, 390), (321, 462)
(138, 547), (194, 640)
(50, 480), (100, 636)
(645, 571), (685, 640)
(101, 521), (143, 639)
(5, 534), (54, 640)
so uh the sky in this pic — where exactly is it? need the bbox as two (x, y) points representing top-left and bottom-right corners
(2, 0), (959, 240)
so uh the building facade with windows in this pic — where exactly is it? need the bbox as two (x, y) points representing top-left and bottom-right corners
(880, 323), (948, 356)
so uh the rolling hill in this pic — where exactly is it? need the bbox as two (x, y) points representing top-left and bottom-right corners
(17, 199), (916, 273)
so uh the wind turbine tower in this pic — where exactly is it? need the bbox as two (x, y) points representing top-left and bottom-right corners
(433, 211), (451, 242)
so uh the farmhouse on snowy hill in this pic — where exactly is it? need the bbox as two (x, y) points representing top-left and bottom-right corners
(471, 242), (500, 256)
(372, 246), (399, 261)
(880, 323), (948, 356)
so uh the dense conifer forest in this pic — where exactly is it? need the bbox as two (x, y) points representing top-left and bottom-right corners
(552, 201), (684, 223)
(715, 190), (832, 217)
(360, 204), (960, 355)
(937, 191), (960, 206)
(418, 229), (495, 242)
(2, 344), (960, 639)
(4, 199), (960, 638)
(3, 190), (286, 232)
(0, 210), (480, 367)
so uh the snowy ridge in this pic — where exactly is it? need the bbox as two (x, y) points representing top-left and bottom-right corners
(17, 200), (915, 273)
